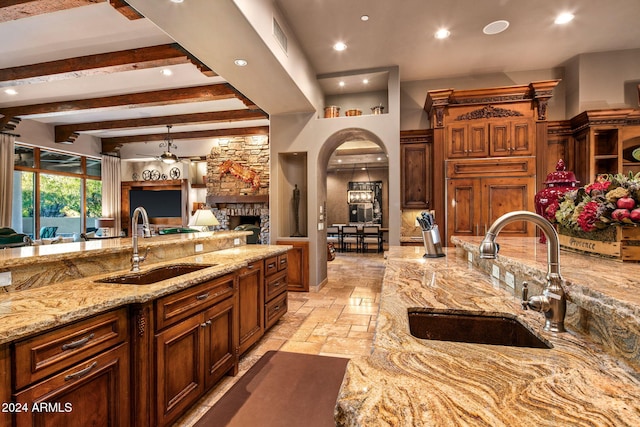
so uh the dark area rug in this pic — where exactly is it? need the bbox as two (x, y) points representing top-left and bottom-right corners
(194, 350), (350, 427)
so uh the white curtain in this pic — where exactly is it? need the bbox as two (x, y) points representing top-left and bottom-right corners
(101, 155), (122, 234)
(0, 133), (15, 227)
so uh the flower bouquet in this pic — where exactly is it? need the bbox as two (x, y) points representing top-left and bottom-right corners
(545, 172), (640, 260)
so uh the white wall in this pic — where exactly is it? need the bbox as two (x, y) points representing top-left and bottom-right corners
(269, 66), (401, 287)
(14, 119), (102, 157)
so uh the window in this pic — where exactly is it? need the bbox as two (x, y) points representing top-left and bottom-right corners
(12, 144), (102, 239)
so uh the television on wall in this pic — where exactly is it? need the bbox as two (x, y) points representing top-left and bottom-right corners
(129, 190), (182, 218)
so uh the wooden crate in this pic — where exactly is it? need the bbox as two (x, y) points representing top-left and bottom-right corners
(558, 226), (640, 261)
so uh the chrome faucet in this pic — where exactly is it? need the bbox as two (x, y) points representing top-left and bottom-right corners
(479, 211), (566, 333)
(131, 206), (151, 272)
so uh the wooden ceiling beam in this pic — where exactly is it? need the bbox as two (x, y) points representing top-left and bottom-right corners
(101, 126), (269, 153)
(0, 83), (240, 127)
(0, 0), (105, 23)
(109, 0), (143, 20)
(55, 109), (268, 143)
(0, 44), (216, 86)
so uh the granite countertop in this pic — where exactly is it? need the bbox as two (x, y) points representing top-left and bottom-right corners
(335, 245), (640, 426)
(0, 244), (289, 345)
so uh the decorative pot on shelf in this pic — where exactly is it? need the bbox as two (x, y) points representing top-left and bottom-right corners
(345, 109), (362, 117)
(534, 159), (579, 243)
(324, 106), (340, 118)
(371, 105), (384, 115)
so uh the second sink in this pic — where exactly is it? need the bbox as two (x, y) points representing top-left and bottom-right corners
(97, 263), (215, 285)
(408, 308), (552, 349)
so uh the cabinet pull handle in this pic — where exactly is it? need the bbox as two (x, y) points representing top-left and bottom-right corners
(268, 262), (276, 269)
(64, 361), (97, 381)
(206, 320), (212, 326)
(195, 293), (209, 301)
(273, 305), (280, 311)
(61, 333), (95, 351)
(200, 322), (207, 328)
(273, 281), (281, 288)
(280, 259), (286, 264)
(247, 264), (254, 269)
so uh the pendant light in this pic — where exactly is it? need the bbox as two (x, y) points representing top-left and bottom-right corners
(160, 125), (179, 164)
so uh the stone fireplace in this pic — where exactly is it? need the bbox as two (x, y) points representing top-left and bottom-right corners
(204, 135), (270, 243)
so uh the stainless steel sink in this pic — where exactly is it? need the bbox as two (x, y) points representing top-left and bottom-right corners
(408, 308), (552, 349)
(96, 263), (215, 285)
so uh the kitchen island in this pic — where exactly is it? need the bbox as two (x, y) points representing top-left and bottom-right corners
(335, 242), (640, 426)
(0, 231), (291, 427)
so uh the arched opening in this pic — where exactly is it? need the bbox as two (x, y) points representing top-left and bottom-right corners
(318, 128), (389, 257)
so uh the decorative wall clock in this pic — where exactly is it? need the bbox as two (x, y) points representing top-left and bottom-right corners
(151, 169), (161, 181)
(142, 170), (151, 181)
(169, 167), (181, 179)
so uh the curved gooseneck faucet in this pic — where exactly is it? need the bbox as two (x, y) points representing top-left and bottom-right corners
(479, 211), (566, 333)
(131, 206), (151, 272)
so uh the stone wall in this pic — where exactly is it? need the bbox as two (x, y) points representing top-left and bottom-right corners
(206, 135), (269, 197)
(205, 136), (270, 243)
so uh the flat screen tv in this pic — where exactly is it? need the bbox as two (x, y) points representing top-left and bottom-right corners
(129, 190), (182, 218)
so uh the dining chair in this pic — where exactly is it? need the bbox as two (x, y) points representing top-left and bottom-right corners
(362, 225), (382, 253)
(341, 226), (359, 252)
(326, 226), (341, 252)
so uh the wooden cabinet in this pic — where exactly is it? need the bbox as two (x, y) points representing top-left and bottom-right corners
(446, 157), (536, 239)
(400, 130), (433, 209)
(263, 254), (288, 328)
(447, 122), (488, 158)
(237, 260), (264, 355)
(275, 241), (309, 292)
(154, 273), (237, 427)
(11, 309), (130, 427)
(489, 120), (534, 156)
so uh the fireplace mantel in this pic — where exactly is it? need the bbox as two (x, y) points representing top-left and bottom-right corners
(206, 194), (269, 206)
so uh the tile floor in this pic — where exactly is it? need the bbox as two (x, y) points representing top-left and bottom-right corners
(174, 251), (385, 426)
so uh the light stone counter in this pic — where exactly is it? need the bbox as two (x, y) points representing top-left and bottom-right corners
(335, 245), (640, 426)
(0, 244), (289, 345)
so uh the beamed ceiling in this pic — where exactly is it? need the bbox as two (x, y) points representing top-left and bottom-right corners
(0, 0), (269, 159)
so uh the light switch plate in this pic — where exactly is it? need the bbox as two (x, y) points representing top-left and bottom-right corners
(467, 252), (473, 263)
(492, 264), (500, 279)
(318, 223), (324, 231)
(234, 238), (240, 245)
(505, 272), (515, 288)
(195, 244), (203, 252)
(0, 271), (11, 287)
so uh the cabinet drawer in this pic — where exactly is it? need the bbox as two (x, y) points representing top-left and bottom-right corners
(265, 292), (287, 330)
(13, 342), (130, 427)
(264, 256), (279, 276)
(13, 308), (128, 390)
(155, 273), (236, 331)
(265, 270), (287, 302)
(277, 253), (288, 271)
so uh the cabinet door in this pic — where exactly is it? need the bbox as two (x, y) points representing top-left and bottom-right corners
(237, 262), (264, 355)
(155, 315), (204, 427)
(14, 343), (130, 427)
(401, 142), (432, 208)
(275, 242), (309, 292)
(467, 123), (489, 157)
(510, 120), (534, 155)
(447, 178), (482, 239)
(447, 124), (468, 158)
(203, 297), (237, 389)
(482, 177), (536, 237)
(490, 121), (534, 156)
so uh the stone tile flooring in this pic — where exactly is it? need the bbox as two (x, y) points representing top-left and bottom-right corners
(174, 252), (385, 426)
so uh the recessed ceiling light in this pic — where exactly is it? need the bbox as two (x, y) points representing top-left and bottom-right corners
(161, 68), (173, 76)
(333, 42), (347, 51)
(363, 79), (369, 84)
(234, 59), (248, 67)
(338, 159), (342, 163)
(170, 0), (184, 3)
(555, 12), (575, 25)
(483, 20), (510, 35)
(360, 15), (369, 22)
(434, 28), (450, 39)
(339, 81), (345, 87)
(377, 157), (382, 161)
(4, 89), (17, 95)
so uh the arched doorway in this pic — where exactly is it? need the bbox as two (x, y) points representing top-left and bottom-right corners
(318, 128), (389, 257)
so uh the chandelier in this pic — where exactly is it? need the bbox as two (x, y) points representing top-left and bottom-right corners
(159, 125), (179, 164)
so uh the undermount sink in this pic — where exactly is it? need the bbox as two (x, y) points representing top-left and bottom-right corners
(96, 263), (215, 285)
(408, 308), (552, 349)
